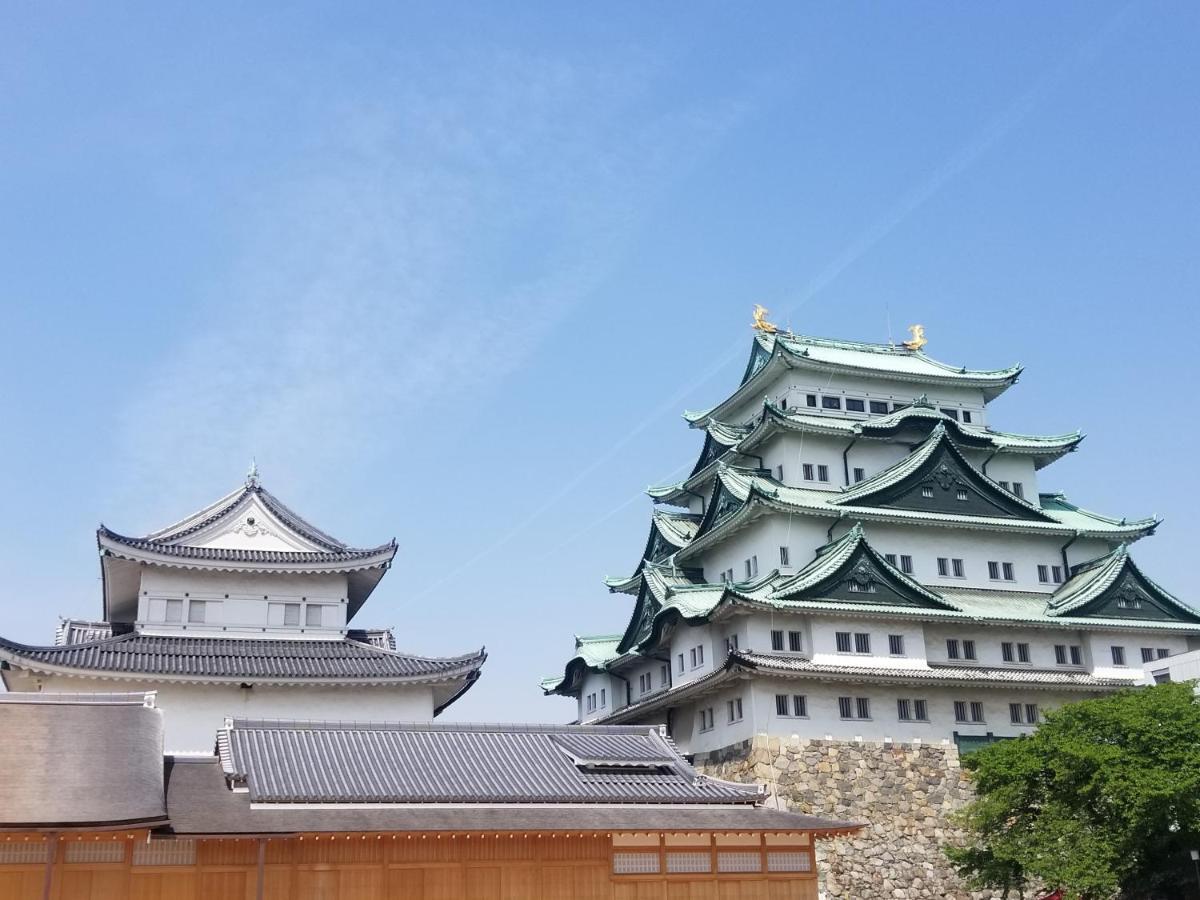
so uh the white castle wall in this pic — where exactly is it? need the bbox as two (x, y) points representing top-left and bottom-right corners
(5, 671), (435, 754)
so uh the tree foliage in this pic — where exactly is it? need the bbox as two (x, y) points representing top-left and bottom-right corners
(947, 682), (1200, 900)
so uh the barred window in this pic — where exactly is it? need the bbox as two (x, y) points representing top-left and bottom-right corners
(666, 852), (711, 873)
(613, 852), (660, 874)
(717, 852), (762, 873)
(767, 851), (812, 872)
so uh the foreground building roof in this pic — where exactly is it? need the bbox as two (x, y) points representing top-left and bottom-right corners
(0, 692), (167, 831)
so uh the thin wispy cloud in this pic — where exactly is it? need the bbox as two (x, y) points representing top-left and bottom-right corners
(110, 49), (749, 520)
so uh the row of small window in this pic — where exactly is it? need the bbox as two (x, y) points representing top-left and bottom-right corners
(834, 631), (905, 655)
(770, 629), (805, 653)
(771, 694), (1038, 725)
(637, 664), (672, 695)
(676, 645), (705, 673)
(795, 394), (975, 424)
(1112, 646), (1172, 666)
(697, 698), (744, 731)
(584, 688), (608, 713)
(719, 548), (794, 584)
(613, 849), (811, 875)
(155, 598), (220, 625)
(880, 552), (1063, 585)
(152, 598), (328, 627)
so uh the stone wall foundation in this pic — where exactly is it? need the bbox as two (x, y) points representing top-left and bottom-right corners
(695, 735), (1012, 900)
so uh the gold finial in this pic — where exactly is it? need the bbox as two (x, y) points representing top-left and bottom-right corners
(902, 324), (927, 351)
(751, 304), (778, 334)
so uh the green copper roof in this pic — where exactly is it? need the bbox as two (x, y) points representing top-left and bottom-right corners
(673, 465), (1158, 564)
(539, 634), (622, 696)
(685, 333), (1022, 427)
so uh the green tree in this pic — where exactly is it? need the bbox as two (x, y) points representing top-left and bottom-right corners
(947, 681), (1200, 900)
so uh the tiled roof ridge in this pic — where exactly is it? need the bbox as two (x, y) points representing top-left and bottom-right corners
(230, 718), (669, 735)
(770, 331), (1022, 378)
(98, 527), (397, 563)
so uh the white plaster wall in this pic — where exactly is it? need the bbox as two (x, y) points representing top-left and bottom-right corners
(7, 672), (434, 754)
(697, 515), (828, 586)
(1142, 648), (1200, 685)
(630, 680), (1108, 754)
(137, 569), (350, 634)
(808, 617), (929, 670)
(923, 622), (1087, 670)
(961, 451), (1039, 497)
(723, 369), (988, 428)
(667, 622), (716, 689)
(578, 671), (623, 723)
(1087, 630), (1191, 679)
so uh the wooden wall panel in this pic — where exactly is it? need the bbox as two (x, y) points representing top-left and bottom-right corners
(464, 865), (501, 900)
(0, 869), (42, 900)
(198, 869), (253, 900)
(56, 868), (130, 900)
(128, 870), (198, 900)
(418, 866), (465, 900)
(386, 867), (424, 899)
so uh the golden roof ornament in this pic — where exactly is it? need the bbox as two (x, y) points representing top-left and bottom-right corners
(751, 305), (778, 334)
(903, 324), (927, 351)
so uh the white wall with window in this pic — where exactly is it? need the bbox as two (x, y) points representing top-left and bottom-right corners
(667, 622), (716, 689)
(137, 568), (349, 637)
(578, 670), (621, 724)
(807, 618), (929, 671)
(698, 516), (827, 591)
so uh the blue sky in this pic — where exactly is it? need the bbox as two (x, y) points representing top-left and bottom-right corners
(0, 3), (1196, 721)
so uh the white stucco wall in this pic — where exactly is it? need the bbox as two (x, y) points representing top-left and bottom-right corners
(5, 672), (435, 754)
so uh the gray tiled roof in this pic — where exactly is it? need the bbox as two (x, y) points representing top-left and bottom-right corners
(0, 693), (167, 830)
(165, 758), (858, 835)
(218, 719), (764, 805)
(0, 633), (485, 683)
(99, 526), (396, 565)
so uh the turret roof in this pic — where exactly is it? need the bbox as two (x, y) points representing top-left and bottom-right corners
(684, 332), (1021, 427)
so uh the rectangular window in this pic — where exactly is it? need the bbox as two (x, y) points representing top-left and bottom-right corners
(1009, 702), (1022, 724)
(954, 700), (968, 722)
(962, 410), (973, 423)
(988, 561), (1000, 580)
(869, 400), (890, 414)
(1052, 565), (1064, 583)
(1038, 565), (1049, 583)
(600, 688), (606, 707)
(900, 555), (913, 574)
(304, 605), (322, 627)
(837, 696), (853, 719)
(817, 464), (829, 482)
(856, 697), (871, 719)
(921, 486), (934, 498)
(788, 630), (803, 652)
(666, 852), (711, 874)
(970, 701), (985, 723)
(1054, 644), (1067, 665)
(187, 600), (206, 624)
(1157, 648), (1171, 660)
(947, 638), (960, 659)
(853, 467), (866, 483)
(1140, 647), (1154, 664)
(779, 546), (790, 566)
(1002, 563), (1015, 581)
(775, 694), (789, 716)
(937, 557), (949, 576)
(803, 463), (815, 481)
(964, 640), (977, 661)
(836, 632), (852, 653)
(1012, 482), (1024, 498)
(793, 695), (807, 717)
(727, 698), (743, 723)
(1111, 646), (1126, 666)
(889, 634), (905, 656)
(806, 394), (817, 408)
(955, 488), (968, 501)
(897, 698), (912, 721)
(724, 568), (734, 583)
(745, 559), (752, 579)
(775, 464), (784, 481)
(854, 632), (871, 654)
(661, 664), (670, 686)
(165, 599), (183, 623)
(914, 699), (928, 721)
(885, 553), (897, 566)
(846, 398), (865, 412)
(1070, 645), (1082, 665)
(952, 558), (965, 577)
(821, 396), (842, 410)
(639, 673), (649, 693)
(283, 603), (301, 627)
(1002, 641), (1014, 663)
(698, 708), (714, 732)
(677, 653), (684, 674)
(1018, 643), (1030, 663)
(614, 852), (660, 875)
(1025, 704), (1038, 724)
(724, 634), (739, 653)
(771, 630), (785, 652)
(940, 407), (960, 421)
(998, 480), (1010, 490)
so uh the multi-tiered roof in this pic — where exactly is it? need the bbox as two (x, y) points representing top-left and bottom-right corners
(0, 472), (485, 713)
(544, 325), (1197, 705)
